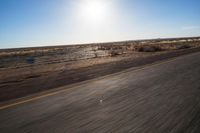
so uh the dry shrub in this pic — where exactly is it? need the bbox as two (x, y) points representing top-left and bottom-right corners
(97, 46), (111, 50)
(110, 51), (121, 57)
(137, 45), (163, 52)
(177, 45), (191, 50)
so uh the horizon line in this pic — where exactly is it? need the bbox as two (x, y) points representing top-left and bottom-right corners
(0, 36), (200, 50)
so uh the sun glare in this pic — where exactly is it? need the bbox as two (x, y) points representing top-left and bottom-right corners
(79, 0), (109, 23)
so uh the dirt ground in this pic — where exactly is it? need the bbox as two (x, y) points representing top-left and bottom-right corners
(0, 45), (200, 102)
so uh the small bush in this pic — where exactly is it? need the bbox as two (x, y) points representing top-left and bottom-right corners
(137, 45), (163, 52)
(110, 51), (121, 57)
(97, 46), (111, 50)
(94, 53), (98, 58)
(177, 45), (191, 49)
(26, 57), (35, 64)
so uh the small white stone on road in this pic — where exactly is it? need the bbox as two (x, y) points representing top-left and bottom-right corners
(100, 100), (103, 103)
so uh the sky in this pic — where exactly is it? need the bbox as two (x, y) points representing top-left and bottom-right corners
(0, 0), (200, 49)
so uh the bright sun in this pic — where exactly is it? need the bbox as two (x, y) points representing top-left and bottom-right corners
(79, 0), (108, 23)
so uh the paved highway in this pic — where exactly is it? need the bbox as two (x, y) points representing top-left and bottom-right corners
(0, 52), (200, 133)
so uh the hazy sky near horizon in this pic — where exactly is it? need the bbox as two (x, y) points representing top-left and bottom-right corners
(0, 0), (200, 48)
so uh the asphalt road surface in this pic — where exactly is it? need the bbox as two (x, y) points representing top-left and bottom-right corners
(0, 52), (200, 133)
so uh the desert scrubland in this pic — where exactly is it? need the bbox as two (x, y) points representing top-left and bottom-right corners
(0, 37), (200, 102)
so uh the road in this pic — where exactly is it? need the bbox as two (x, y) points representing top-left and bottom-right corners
(0, 52), (200, 133)
(1, 47), (200, 102)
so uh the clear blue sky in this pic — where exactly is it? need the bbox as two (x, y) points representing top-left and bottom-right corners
(0, 0), (200, 49)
